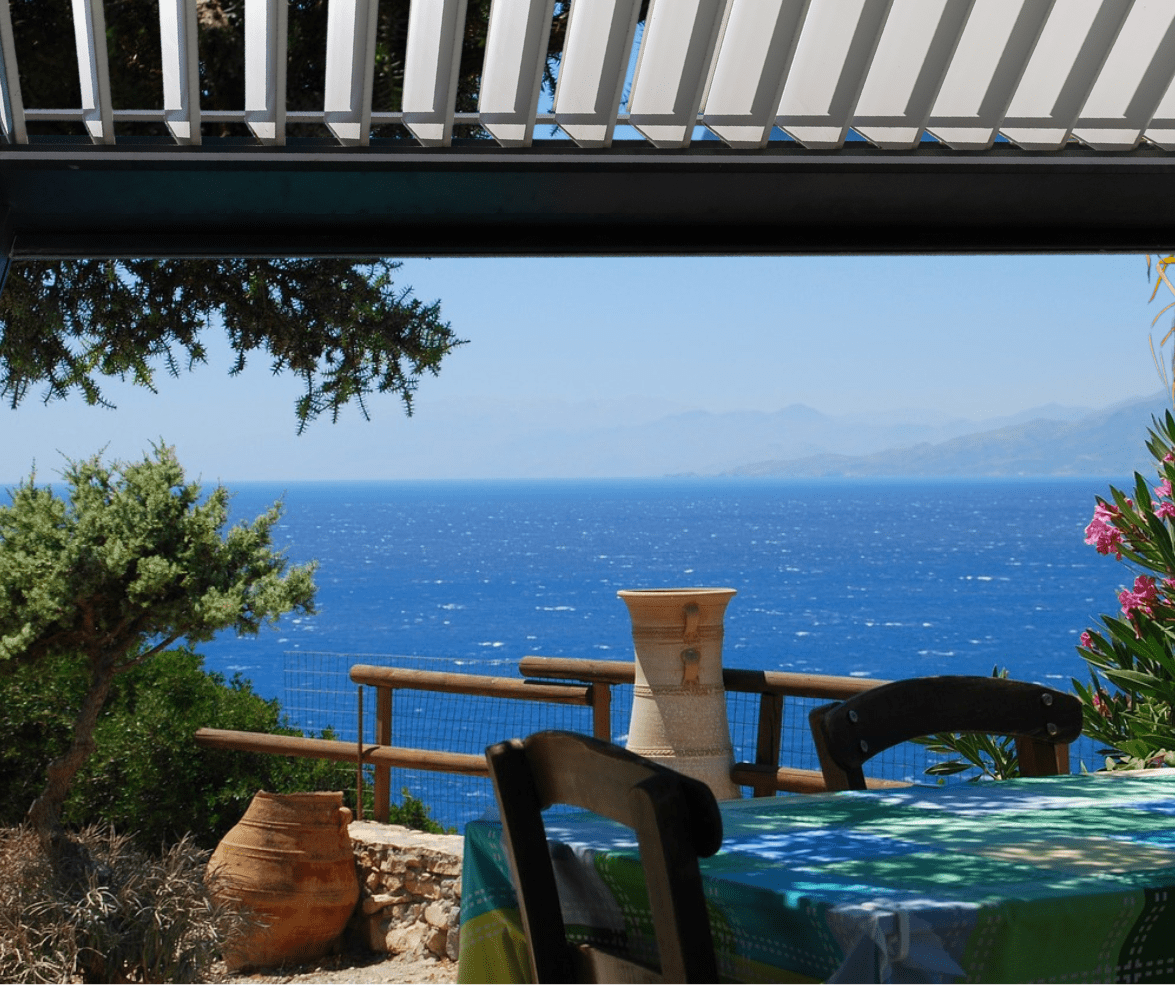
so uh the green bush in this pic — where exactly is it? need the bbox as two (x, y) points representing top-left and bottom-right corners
(0, 647), (349, 849)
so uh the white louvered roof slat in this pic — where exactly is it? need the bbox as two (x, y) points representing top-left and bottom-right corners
(1145, 63), (1175, 149)
(159, 0), (200, 145)
(403, 0), (468, 147)
(324, 0), (379, 146)
(71, 0), (114, 145)
(700, 0), (809, 150)
(0, 0), (25, 145)
(245, 0), (288, 145)
(926, 0), (1053, 151)
(480, 0), (556, 148)
(4, 0), (1175, 159)
(628, 0), (728, 148)
(553, 0), (641, 149)
(1001, 0), (1133, 150)
(775, 0), (892, 149)
(1071, 0), (1175, 151)
(852, 0), (974, 149)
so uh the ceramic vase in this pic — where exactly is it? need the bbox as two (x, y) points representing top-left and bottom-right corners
(208, 790), (360, 970)
(617, 587), (741, 800)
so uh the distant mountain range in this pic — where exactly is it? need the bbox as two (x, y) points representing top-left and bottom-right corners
(348, 391), (1172, 480)
(718, 393), (1171, 479)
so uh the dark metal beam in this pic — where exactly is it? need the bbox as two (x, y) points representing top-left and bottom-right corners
(1, 139), (1173, 258)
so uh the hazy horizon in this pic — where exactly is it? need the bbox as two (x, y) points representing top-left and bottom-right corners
(1, 254), (1164, 483)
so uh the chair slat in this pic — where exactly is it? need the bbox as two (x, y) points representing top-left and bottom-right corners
(487, 731), (722, 983)
(810, 676), (1083, 792)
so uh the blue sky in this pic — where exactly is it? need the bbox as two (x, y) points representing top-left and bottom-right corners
(0, 254), (1165, 483)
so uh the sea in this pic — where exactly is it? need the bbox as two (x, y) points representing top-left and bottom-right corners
(196, 477), (1137, 829)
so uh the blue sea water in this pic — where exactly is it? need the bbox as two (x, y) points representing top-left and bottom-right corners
(202, 477), (1129, 696)
(195, 477), (1137, 828)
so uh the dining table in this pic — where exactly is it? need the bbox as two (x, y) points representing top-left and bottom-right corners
(457, 770), (1175, 983)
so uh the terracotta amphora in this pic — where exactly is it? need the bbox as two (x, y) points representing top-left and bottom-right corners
(208, 791), (360, 970)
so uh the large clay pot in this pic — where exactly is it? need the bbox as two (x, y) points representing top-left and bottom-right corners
(208, 791), (360, 970)
(617, 587), (741, 800)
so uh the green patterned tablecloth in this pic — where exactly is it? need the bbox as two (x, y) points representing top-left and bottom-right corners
(457, 771), (1175, 983)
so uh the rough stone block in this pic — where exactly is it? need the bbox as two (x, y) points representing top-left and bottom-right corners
(348, 821), (465, 958)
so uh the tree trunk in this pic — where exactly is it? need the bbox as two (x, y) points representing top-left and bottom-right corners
(27, 653), (115, 873)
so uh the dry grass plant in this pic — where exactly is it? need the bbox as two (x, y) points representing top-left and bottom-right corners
(0, 825), (253, 983)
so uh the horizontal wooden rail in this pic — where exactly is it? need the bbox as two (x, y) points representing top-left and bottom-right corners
(519, 656), (885, 699)
(521, 656), (892, 797)
(519, 657), (636, 686)
(194, 727), (489, 776)
(350, 664), (592, 705)
(731, 763), (910, 794)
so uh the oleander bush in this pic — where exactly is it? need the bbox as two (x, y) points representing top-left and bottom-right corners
(1074, 410), (1175, 768)
(0, 825), (250, 984)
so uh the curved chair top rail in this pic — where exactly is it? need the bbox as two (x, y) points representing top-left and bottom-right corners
(814, 675), (1083, 772)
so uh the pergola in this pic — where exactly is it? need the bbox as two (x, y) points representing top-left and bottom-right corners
(0, 0), (1174, 258)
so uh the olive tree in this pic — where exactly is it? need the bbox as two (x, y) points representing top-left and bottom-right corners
(0, 444), (316, 864)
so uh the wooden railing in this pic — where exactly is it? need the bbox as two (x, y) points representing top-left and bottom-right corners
(194, 657), (897, 824)
(195, 664), (612, 824)
(517, 656), (900, 796)
(348, 664), (612, 822)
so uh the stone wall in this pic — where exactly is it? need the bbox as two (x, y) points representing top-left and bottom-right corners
(348, 821), (465, 962)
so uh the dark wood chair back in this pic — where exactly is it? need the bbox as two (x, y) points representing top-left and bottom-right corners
(809, 675), (1083, 791)
(485, 730), (723, 983)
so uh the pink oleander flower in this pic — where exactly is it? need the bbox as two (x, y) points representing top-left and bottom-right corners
(1120, 576), (1160, 635)
(1080, 631), (1095, 649)
(1085, 502), (1124, 558)
(1157, 500), (1175, 520)
(1157, 479), (1174, 499)
(1165, 451), (1174, 463)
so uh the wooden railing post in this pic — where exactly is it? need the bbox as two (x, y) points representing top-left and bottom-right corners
(589, 682), (611, 742)
(357, 685), (365, 820)
(374, 685), (393, 823)
(752, 692), (784, 798)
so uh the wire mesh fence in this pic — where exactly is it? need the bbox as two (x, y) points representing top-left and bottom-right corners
(283, 651), (1104, 833)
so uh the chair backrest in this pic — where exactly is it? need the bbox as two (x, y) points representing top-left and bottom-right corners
(809, 675), (1084, 791)
(485, 730), (723, 984)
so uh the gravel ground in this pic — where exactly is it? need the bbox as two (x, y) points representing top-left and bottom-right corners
(219, 945), (457, 984)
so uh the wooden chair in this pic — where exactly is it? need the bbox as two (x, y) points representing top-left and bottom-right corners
(485, 730), (723, 983)
(809, 675), (1083, 791)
